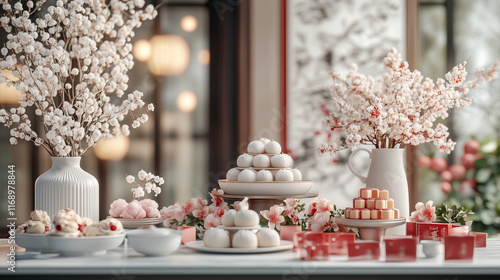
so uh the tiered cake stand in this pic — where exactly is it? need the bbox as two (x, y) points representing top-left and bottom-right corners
(212, 191), (318, 213)
(335, 217), (406, 241)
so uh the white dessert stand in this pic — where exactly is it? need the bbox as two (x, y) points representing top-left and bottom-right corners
(185, 240), (293, 254)
(335, 217), (406, 242)
(212, 192), (318, 213)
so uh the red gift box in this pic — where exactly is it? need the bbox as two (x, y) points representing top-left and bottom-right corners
(348, 241), (380, 261)
(406, 222), (417, 236)
(444, 235), (475, 261)
(384, 237), (417, 262)
(177, 226), (196, 245)
(305, 243), (330, 261)
(325, 232), (355, 255)
(295, 232), (327, 260)
(417, 223), (452, 241)
(469, 232), (487, 247)
(449, 225), (470, 236)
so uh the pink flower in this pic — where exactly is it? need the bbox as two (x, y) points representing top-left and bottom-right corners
(417, 201), (436, 223)
(192, 206), (210, 220)
(464, 140), (480, 155)
(449, 164), (466, 180)
(140, 199), (160, 218)
(109, 199), (128, 218)
(183, 199), (195, 215)
(210, 188), (226, 207)
(309, 212), (337, 232)
(231, 201), (241, 211)
(160, 203), (186, 225)
(284, 198), (298, 209)
(191, 197), (208, 211)
(431, 158), (448, 173)
(121, 200), (147, 219)
(204, 213), (222, 229)
(307, 201), (318, 215)
(316, 198), (334, 213)
(260, 205), (285, 230)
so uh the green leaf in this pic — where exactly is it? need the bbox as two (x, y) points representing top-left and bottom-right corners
(475, 168), (492, 184)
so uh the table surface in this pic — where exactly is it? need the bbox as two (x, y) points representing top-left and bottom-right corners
(1, 238), (499, 276)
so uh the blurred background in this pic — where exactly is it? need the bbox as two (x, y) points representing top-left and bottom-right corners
(0, 0), (499, 236)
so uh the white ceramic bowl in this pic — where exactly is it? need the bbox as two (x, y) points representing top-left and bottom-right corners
(16, 233), (53, 253)
(46, 233), (126, 256)
(126, 227), (182, 256)
(108, 217), (164, 229)
(420, 240), (442, 258)
(218, 180), (313, 196)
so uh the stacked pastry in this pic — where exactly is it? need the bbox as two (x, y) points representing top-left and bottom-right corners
(16, 210), (51, 234)
(226, 138), (302, 182)
(204, 198), (280, 248)
(344, 188), (400, 220)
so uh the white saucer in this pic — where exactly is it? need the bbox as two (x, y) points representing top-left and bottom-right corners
(184, 240), (293, 254)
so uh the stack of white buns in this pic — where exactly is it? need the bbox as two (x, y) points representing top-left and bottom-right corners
(226, 138), (302, 182)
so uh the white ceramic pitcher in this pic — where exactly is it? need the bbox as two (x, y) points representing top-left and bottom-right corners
(348, 148), (409, 235)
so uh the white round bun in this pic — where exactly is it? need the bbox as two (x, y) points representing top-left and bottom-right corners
(271, 154), (290, 168)
(232, 230), (258, 249)
(238, 169), (257, 182)
(234, 209), (260, 227)
(257, 228), (280, 247)
(221, 209), (237, 227)
(237, 154), (254, 167)
(256, 170), (273, 182)
(226, 168), (241, 181)
(203, 228), (230, 248)
(290, 168), (302, 181)
(253, 154), (271, 168)
(247, 140), (265, 154)
(259, 138), (271, 146)
(265, 140), (281, 154)
(275, 169), (294, 182)
(283, 154), (293, 167)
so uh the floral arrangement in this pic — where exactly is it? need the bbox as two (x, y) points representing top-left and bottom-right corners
(108, 170), (164, 219)
(319, 48), (499, 155)
(420, 137), (500, 234)
(408, 200), (473, 226)
(260, 199), (307, 230)
(160, 189), (229, 238)
(126, 170), (164, 199)
(260, 198), (343, 233)
(0, 0), (158, 156)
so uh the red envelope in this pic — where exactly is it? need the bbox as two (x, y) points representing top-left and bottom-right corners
(444, 235), (475, 261)
(469, 232), (487, 248)
(406, 222), (417, 236)
(325, 232), (355, 255)
(305, 243), (330, 261)
(384, 237), (417, 262)
(418, 223), (452, 241)
(348, 241), (380, 261)
(177, 226), (196, 245)
(295, 232), (326, 260)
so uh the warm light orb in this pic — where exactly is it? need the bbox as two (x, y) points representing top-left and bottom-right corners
(94, 135), (130, 161)
(0, 69), (23, 105)
(197, 49), (210, 65)
(180, 15), (198, 32)
(133, 39), (152, 62)
(176, 91), (197, 113)
(147, 35), (190, 76)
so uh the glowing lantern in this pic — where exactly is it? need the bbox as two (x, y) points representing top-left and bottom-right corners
(177, 91), (197, 113)
(180, 15), (198, 32)
(0, 69), (23, 105)
(94, 135), (130, 161)
(133, 39), (152, 62)
(147, 35), (190, 77)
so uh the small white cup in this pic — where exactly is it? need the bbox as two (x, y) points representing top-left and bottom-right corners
(420, 240), (442, 258)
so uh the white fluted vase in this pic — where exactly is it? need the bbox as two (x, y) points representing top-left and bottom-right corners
(35, 157), (99, 221)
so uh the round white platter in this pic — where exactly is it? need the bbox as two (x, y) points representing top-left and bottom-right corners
(218, 180), (313, 196)
(109, 217), (163, 229)
(46, 232), (126, 256)
(335, 217), (406, 241)
(184, 240), (293, 254)
(218, 225), (261, 231)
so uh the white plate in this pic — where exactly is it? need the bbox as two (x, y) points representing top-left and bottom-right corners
(335, 217), (406, 228)
(46, 233), (126, 256)
(218, 225), (261, 230)
(109, 217), (164, 229)
(185, 240), (293, 254)
(236, 167), (291, 170)
(218, 180), (313, 196)
(16, 233), (53, 253)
